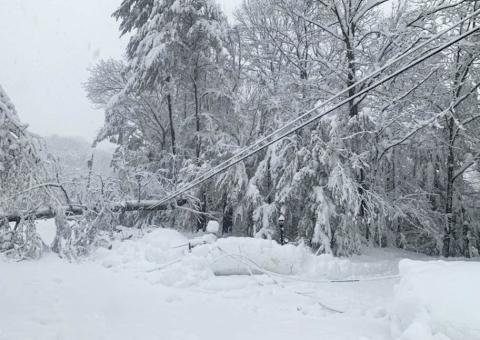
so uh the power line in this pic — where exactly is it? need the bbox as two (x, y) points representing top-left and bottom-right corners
(152, 11), (480, 209)
(154, 21), (480, 209)
(160, 9), (480, 200)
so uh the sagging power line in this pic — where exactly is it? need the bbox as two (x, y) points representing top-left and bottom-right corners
(149, 11), (480, 209)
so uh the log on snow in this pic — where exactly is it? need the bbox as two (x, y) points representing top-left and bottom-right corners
(3, 199), (187, 223)
(5, 206), (84, 223)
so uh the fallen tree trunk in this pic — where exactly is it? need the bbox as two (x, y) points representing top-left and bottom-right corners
(5, 206), (85, 223)
(3, 199), (187, 223)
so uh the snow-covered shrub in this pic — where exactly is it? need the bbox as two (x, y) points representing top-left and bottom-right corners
(0, 219), (47, 260)
(0, 85), (54, 259)
(0, 85), (45, 212)
(51, 206), (119, 259)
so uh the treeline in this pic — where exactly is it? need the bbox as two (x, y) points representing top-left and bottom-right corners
(2, 0), (479, 259)
(83, 0), (480, 257)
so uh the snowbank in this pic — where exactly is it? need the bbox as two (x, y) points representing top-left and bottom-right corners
(390, 259), (480, 340)
(194, 237), (400, 279)
(92, 228), (405, 288)
(94, 228), (188, 269)
(193, 237), (312, 276)
(92, 228), (216, 287)
(93, 231), (311, 286)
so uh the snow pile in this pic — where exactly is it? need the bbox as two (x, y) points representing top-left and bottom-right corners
(93, 227), (188, 271)
(206, 220), (220, 234)
(92, 228), (214, 287)
(390, 259), (480, 340)
(193, 237), (312, 276)
(93, 231), (314, 286)
(195, 238), (399, 279)
(92, 228), (406, 287)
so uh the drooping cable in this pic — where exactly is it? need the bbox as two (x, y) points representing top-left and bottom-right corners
(152, 11), (480, 208)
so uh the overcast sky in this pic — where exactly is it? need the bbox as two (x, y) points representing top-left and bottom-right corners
(0, 0), (242, 143)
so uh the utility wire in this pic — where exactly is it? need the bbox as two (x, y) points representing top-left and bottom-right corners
(152, 11), (480, 209)
(159, 10), (480, 202)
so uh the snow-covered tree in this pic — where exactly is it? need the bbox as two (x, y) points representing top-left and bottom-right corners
(0, 85), (48, 258)
(83, 0), (480, 258)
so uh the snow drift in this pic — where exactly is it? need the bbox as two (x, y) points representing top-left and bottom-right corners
(193, 237), (312, 276)
(92, 227), (401, 288)
(390, 259), (480, 340)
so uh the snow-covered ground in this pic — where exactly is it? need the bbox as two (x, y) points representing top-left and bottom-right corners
(1, 227), (478, 340)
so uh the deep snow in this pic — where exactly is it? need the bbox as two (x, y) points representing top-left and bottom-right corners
(1, 226), (478, 340)
(391, 260), (480, 340)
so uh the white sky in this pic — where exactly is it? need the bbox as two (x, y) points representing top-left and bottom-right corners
(0, 0), (242, 143)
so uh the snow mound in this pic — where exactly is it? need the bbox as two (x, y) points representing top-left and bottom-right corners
(94, 228), (186, 268)
(390, 260), (480, 340)
(194, 237), (398, 280)
(206, 220), (220, 234)
(92, 229), (408, 287)
(193, 237), (312, 276)
(92, 228), (217, 287)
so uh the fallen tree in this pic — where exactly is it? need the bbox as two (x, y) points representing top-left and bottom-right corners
(3, 199), (187, 223)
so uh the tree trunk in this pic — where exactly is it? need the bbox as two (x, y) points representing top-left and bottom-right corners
(196, 190), (207, 232)
(166, 77), (176, 156)
(194, 69), (201, 160)
(346, 43), (358, 118)
(345, 19), (358, 118)
(443, 117), (456, 257)
(266, 156), (272, 204)
(3, 199), (188, 223)
(344, 24), (368, 238)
